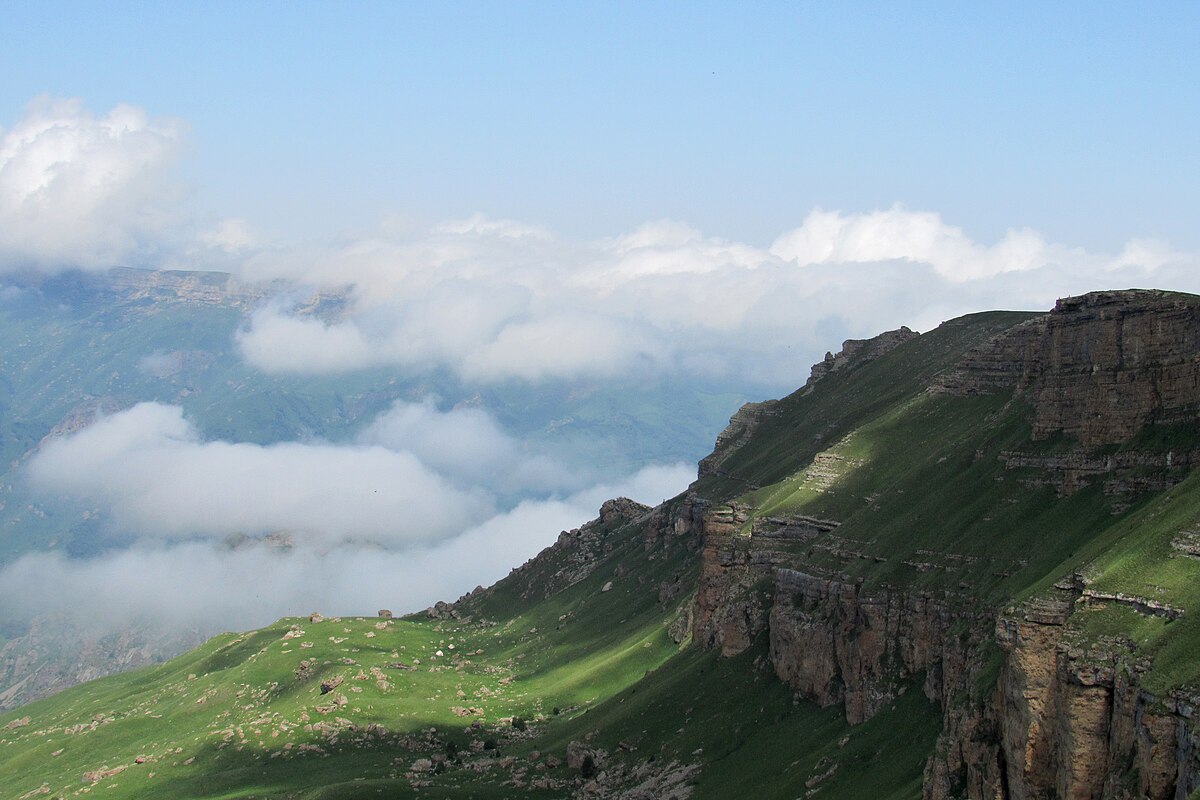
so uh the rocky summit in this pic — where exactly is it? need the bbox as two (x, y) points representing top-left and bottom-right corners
(4, 289), (1200, 799)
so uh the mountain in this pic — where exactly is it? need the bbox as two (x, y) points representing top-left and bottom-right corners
(0, 268), (748, 711)
(3, 289), (1200, 799)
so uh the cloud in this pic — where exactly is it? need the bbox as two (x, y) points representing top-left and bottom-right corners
(9, 393), (693, 637)
(233, 209), (1199, 388)
(357, 398), (571, 493)
(0, 96), (184, 271)
(4, 442), (692, 632)
(27, 402), (494, 545)
(769, 206), (1065, 281)
(459, 312), (665, 382)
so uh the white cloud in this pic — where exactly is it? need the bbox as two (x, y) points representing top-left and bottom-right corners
(769, 206), (1060, 281)
(460, 312), (665, 382)
(5, 432), (692, 631)
(0, 96), (184, 271)
(27, 402), (494, 545)
(198, 218), (257, 253)
(233, 208), (1199, 388)
(357, 398), (570, 493)
(236, 310), (377, 374)
(8, 393), (694, 633)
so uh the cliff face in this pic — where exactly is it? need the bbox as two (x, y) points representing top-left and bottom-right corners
(690, 290), (1200, 799)
(940, 289), (1200, 448)
(979, 594), (1200, 800)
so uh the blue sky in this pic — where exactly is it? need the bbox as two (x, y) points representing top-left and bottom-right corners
(3, 1), (1197, 249)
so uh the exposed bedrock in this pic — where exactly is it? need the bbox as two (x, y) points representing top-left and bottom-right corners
(692, 291), (1200, 797)
(769, 569), (985, 725)
(939, 289), (1200, 448)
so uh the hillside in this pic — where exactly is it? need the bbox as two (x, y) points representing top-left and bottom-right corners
(4, 289), (1200, 799)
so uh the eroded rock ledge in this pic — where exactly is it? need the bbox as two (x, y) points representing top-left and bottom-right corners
(938, 289), (1200, 448)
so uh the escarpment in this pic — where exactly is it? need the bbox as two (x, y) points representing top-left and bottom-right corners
(936, 290), (1200, 439)
(9, 289), (1200, 800)
(698, 326), (918, 480)
(689, 289), (1200, 799)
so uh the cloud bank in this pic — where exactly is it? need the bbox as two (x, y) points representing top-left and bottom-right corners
(233, 208), (1200, 389)
(26, 402), (494, 545)
(4, 401), (692, 630)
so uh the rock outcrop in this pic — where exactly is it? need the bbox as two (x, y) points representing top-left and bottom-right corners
(770, 570), (987, 725)
(692, 506), (842, 656)
(690, 290), (1200, 799)
(939, 289), (1200, 447)
(803, 326), (919, 393)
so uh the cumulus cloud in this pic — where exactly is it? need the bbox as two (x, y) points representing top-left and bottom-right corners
(233, 208), (1199, 388)
(357, 398), (571, 493)
(0, 96), (184, 271)
(16, 399), (693, 624)
(4, 435), (691, 631)
(27, 402), (494, 544)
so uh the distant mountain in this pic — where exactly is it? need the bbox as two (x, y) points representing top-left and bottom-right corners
(5, 289), (1200, 798)
(0, 268), (747, 711)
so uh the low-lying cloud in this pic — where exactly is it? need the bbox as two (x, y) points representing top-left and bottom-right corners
(27, 402), (494, 545)
(233, 207), (1200, 389)
(7, 400), (693, 632)
(0, 469), (692, 633)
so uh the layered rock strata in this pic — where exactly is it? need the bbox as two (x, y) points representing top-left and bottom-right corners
(693, 290), (1200, 798)
(939, 290), (1200, 448)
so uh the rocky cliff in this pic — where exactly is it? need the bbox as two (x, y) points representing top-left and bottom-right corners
(698, 326), (918, 480)
(690, 289), (1200, 799)
(939, 289), (1200, 447)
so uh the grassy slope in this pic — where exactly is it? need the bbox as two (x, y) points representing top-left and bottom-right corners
(0, 494), (944, 800)
(7, 303), (1200, 798)
(0, 515), (683, 798)
(0, 312), (1036, 800)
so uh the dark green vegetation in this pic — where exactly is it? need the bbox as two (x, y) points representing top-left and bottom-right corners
(0, 495), (940, 800)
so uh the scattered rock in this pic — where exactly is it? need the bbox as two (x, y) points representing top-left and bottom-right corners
(83, 765), (127, 783)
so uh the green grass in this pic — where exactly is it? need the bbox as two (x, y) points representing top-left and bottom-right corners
(0, 502), (942, 800)
(9, 294), (1200, 798)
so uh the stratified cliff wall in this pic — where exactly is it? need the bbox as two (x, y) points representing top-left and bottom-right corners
(939, 289), (1200, 447)
(692, 290), (1200, 799)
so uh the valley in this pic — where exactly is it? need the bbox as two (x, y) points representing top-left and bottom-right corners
(5, 289), (1200, 798)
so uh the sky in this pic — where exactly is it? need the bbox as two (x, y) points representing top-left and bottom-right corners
(1, 2), (1196, 250)
(1, 2), (1199, 636)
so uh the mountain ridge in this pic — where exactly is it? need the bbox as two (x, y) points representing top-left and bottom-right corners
(4, 288), (1200, 799)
